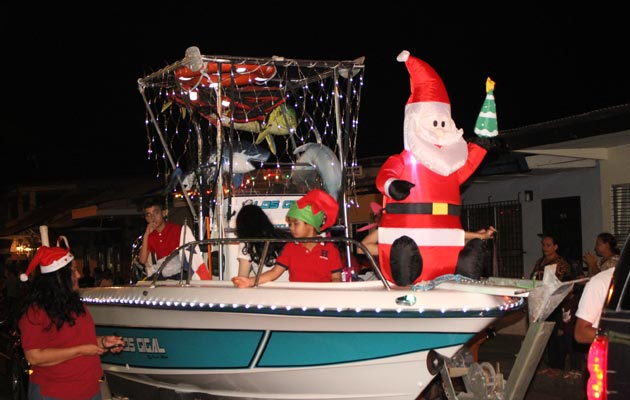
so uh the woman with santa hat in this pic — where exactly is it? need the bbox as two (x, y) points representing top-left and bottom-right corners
(18, 241), (125, 400)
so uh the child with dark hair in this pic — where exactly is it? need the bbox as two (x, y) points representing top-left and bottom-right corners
(232, 190), (343, 288)
(235, 204), (292, 278)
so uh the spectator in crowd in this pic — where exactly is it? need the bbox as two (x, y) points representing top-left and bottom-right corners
(531, 233), (571, 281)
(78, 263), (95, 288)
(531, 233), (574, 376)
(583, 232), (620, 277)
(3, 263), (23, 322)
(574, 265), (615, 344)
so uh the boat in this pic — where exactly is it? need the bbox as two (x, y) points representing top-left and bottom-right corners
(78, 47), (529, 400)
(82, 270), (525, 400)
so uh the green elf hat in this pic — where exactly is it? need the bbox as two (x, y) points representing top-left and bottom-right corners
(287, 189), (339, 233)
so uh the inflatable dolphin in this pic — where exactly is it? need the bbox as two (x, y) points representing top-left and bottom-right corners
(291, 143), (342, 199)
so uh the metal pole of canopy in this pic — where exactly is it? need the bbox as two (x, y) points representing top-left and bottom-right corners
(332, 69), (352, 274)
(214, 65), (225, 281)
(193, 118), (205, 244)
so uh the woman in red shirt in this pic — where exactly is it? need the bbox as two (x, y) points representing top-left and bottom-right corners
(18, 245), (124, 400)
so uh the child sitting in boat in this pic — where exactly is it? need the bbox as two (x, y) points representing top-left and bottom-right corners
(232, 189), (343, 287)
(235, 203), (293, 279)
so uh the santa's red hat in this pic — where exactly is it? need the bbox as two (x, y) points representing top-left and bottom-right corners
(397, 50), (451, 116)
(20, 246), (74, 282)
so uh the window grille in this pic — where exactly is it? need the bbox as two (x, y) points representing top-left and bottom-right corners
(462, 200), (523, 278)
(612, 183), (630, 248)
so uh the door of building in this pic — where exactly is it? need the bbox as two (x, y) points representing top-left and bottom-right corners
(541, 196), (583, 267)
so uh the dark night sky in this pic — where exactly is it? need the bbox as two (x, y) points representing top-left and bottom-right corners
(2, 6), (629, 186)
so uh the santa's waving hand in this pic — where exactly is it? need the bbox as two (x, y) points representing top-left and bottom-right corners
(376, 50), (487, 286)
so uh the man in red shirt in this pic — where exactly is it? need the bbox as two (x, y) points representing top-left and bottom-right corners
(138, 197), (210, 280)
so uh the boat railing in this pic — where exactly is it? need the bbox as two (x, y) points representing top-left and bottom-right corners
(151, 236), (388, 289)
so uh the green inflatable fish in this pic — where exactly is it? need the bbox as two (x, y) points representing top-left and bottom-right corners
(255, 104), (297, 155)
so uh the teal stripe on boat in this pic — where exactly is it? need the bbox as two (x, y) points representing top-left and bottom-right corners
(98, 327), (263, 368)
(258, 332), (473, 367)
(97, 327), (473, 369)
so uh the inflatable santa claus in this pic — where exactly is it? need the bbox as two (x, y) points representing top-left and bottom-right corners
(376, 50), (487, 286)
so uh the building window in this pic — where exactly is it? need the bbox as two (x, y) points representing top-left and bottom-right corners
(612, 183), (630, 247)
(461, 200), (523, 278)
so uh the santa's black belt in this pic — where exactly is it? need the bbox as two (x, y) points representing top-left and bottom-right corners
(385, 203), (461, 216)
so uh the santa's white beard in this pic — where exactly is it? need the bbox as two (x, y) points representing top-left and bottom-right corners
(407, 136), (468, 176)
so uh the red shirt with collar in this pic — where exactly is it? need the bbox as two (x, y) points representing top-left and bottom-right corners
(276, 242), (342, 282)
(148, 222), (182, 259)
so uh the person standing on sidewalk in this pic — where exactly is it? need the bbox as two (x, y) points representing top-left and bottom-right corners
(531, 233), (573, 375)
(574, 266), (616, 344)
(18, 245), (124, 400)
(583, 232), (619, 277)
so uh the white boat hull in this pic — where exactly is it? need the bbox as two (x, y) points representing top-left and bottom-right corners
(81, 280), (525, 399)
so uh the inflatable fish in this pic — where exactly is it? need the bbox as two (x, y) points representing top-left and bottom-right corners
(179, 140), (271, 190)
(291, 143), (342, 199)
(255, 104), (297, 155)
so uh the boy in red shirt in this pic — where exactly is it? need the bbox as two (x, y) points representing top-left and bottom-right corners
(138, 197), (210, 280)
(232, 189), (342, 287)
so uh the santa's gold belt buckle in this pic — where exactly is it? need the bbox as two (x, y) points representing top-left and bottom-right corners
(432, 203), (448, 215)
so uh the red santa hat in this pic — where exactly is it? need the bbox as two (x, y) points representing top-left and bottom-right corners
(287, 189), (339, 233)
(397, 50), (451, 116)
(20, 246), (74, 282)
